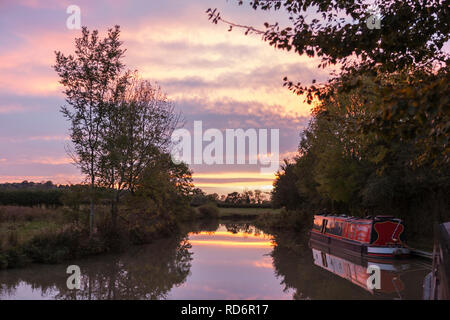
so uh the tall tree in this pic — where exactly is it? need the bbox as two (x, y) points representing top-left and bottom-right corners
(98, 74), (181, 225)
(54, 26), (126, 235)
(271, 160), (303, 210)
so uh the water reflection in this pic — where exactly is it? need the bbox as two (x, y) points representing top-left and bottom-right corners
(310, 242), (413, 297)
(0, 223), (430, 300)
(267, 231), (431, 299)
(0, 236), (192, 300)
(167, 223), (292, 299)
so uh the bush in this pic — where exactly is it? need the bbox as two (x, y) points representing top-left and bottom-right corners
(0, 253), (8, 269)
(0, 248), (31, 269)
(22, 225), (87, 264)
(176, 206), (198, 221)
(255, 208), (312, 232)
(197, 203), (219, 219)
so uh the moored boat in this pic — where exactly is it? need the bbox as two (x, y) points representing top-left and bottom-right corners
(310, 214), (410, 259)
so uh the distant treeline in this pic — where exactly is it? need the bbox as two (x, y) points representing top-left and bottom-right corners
(0, 181), (68, 207)
(190, 189), (271, 208)
(0, 189), (64, 207)
(0, 181), (69, 190)
(0, 182), (273, 209)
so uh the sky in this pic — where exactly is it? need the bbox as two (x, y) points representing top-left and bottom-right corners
(0, 0), (330, 195)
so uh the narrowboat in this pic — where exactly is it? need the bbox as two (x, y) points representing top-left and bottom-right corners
(310, 214), (410, 259)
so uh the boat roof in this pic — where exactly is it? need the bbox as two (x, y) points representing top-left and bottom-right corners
(314, 214), (402, 223)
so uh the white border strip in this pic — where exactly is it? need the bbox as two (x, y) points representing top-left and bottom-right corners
(367, 247), (410, 255)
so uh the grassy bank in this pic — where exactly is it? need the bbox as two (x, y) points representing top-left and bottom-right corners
(0, 205), (181, 269)
(1, 203), (269, 270)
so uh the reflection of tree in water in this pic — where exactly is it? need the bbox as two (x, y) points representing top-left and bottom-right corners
(0, 236), (193, 300)
(187, 219), (220, 234)
(262, 229), (377, 300)
(225, 223), (262, 236)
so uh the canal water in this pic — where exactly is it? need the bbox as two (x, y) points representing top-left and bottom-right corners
(0, 223), (431, 300)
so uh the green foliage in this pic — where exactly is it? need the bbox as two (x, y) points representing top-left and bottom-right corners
(131, 152), (194, 217)
(271, 160), (302, 210)
(359, 65), (450, 169)
(209, 1), (449, 101)
(54, 25), (128, 233)
(207, 2), (449, 240)
(23, 225), (86, 264)
(272, 67), (450, 237)
(60, 184), (90, 211)
(54, 26), (188, 233)
(197, 203), (219, 219)
(54, 26), (127, 182)
(255, 208), (312, 233)
(222, 190), (270, 206)
(190, 189), (221, 207)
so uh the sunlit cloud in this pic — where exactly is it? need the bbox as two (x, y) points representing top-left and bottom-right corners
(0, 0), (324, 189)
(0, 135), (69, 143)
(27, 156), (72, 165)
(0, 105), (27, 114)
(251, 259), (273, 269)
(0, 174), (82, 184)
(0, 156), (72, 166)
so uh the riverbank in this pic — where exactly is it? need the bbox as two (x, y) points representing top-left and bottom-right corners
(0, 205), (184, 269)
(1, 204), (433, 270)
(0, 220), (431, 300)
(253, 209), (311, 233)
(0, 204), (280, 270)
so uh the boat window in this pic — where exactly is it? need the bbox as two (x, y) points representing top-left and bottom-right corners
(326, 221), (344, 236)
(325, 220), (334, 233)
(313, 218), (322, 231)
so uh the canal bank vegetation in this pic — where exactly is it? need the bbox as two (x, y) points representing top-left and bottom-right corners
(0, 233), (193, 299)
(254, 209), (311, 234)
(213, 1), (450, 241)
(270, 66), (450, 240)
(0, 176), (194, 269)
(0, 26), (197, 270)
(0, 188), (277, 269)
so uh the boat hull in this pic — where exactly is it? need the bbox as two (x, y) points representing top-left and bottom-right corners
(310, 231), (410, 260)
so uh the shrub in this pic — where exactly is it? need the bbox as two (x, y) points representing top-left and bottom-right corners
(197, 203), (219, 219)
(255, 208), (312, 232)
(0, 248), (31, 269)
(176, 206), (198, 221)
(22, 225), (87, 264)
(0, 254), (7, 269)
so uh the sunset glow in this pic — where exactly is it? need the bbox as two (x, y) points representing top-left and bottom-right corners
(0, 0), (327, 194)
